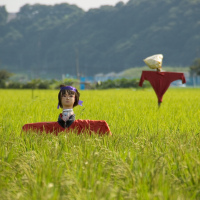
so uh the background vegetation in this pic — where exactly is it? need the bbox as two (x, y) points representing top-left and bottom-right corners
(0, 0), (200, 78)
(120, 66), (190, 78)
(0, 88), (200, 199)
(0, 66), (193, 89)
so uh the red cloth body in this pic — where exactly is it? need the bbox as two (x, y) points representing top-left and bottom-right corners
(139, 71), (186, 103)
(22, 120), (111, 136)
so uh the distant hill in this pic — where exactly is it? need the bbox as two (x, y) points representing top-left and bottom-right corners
(0, 0), (200, 78)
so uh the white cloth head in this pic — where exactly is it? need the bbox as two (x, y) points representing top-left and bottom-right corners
(143, 54), (163, 69)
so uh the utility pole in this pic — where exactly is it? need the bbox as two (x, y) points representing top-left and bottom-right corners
(75, 47), (80, 80)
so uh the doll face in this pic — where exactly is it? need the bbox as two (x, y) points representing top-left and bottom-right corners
(61, 90), (75, 109)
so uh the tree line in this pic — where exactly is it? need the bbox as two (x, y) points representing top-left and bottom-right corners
(0, 69), (145, 89)
(1, 56), (200, 89)
(0, 0), (200, 78)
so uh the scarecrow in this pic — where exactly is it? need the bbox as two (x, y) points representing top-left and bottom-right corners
(22, 85), (111, 136)
(139, 54), (186, 106)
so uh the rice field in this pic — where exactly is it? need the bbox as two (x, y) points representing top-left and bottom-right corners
(0, 88), (200, 200)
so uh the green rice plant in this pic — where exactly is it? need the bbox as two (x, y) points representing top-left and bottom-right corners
(0, 88), (200, 200)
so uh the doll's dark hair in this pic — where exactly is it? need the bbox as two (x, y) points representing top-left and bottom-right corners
(58, 85), (80, 108)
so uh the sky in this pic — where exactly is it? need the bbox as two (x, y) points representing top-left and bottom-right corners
(0, 0), (129, 13)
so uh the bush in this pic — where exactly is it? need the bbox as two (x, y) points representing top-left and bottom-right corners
(38, 81), (50, 89)
(96, 78), (145, 89)
(53, 78), (80, 89)
(0, 80), (6, 88)
(22, 82), (37, 89)
(7, 82), (22, 89)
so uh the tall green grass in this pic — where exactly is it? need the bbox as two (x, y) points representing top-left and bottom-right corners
(0, 88), (200, 200)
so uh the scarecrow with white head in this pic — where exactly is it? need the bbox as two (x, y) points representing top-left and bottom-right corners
(139, 54), (186, 107)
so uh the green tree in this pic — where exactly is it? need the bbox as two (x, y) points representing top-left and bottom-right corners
(190, 58), (200, 76)
(0, 69), (12, 80)
(0, 69), (13, 88)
